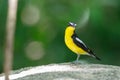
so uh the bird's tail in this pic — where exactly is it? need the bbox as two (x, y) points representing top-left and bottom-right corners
(91, 53), (101, 61)
(89, 50), (101, 61)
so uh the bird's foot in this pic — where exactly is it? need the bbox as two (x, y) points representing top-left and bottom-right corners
(72, 60), (90, 64)
(72, 60), (81, 64)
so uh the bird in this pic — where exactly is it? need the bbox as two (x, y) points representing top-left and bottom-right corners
(64, 22), (101, 61)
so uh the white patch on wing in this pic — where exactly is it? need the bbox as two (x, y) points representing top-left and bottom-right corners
(75, 37), (87, 47)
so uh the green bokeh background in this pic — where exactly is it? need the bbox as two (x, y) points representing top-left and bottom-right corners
(0, 0), (120, 73)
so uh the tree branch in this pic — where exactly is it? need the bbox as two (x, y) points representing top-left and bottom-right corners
(4, 0), (18, 80)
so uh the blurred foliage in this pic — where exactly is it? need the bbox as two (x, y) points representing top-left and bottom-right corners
(0, 0), (120, 73)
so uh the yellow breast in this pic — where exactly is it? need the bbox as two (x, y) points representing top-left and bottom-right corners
(64, 26), (87, 55)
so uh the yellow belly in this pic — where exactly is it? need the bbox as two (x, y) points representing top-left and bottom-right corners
(65, 36), (87, 55)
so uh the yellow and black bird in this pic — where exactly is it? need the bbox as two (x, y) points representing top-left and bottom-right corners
(65, 22), (101, 61)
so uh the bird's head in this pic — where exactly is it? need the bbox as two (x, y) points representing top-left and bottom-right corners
(68, 22), (76, 28)
(65, 22), (76, 34)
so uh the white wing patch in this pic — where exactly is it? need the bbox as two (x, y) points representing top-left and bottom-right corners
(75, 37), (87, 47)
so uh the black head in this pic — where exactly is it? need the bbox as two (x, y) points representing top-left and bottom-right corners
(68, 22), (77, 27)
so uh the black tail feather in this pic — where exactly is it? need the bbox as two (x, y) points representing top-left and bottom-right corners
(94, 55), (101, 61)
(89, 50), (101, 61)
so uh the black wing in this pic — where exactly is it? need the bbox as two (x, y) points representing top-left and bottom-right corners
(71, 33), (89, 52)
(71, 32), (101, 60)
